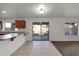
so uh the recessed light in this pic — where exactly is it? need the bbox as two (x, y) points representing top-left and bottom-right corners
(2, 10), (6, 14)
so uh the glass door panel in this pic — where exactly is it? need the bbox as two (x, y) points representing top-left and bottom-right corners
(32, 22), (49, 41)
(41, 22), (49, 41)
(33, 22), (41, 41)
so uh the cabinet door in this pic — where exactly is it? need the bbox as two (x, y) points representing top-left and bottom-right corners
(15, 20), (26, 28)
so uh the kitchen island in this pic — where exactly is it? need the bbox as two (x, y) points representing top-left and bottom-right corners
(0, 32), (27, 56)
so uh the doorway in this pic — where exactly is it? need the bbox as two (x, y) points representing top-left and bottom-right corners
(32, 22), (49, 41)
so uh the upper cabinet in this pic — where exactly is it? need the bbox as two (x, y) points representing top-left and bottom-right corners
(15, 20), (26, 28)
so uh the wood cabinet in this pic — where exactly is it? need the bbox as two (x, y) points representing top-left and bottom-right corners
(15, 20), (26, 28)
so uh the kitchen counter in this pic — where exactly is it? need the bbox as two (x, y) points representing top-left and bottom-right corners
(0, 31), (25, 33)
(0, 32), (27, 41)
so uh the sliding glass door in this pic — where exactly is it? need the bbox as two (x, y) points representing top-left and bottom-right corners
(32, 22), (49, 41)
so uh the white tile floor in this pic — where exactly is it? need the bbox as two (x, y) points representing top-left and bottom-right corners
(11, 41), (62, 56)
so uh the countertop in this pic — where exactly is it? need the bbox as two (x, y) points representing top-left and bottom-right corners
(0, 33), (26, 41)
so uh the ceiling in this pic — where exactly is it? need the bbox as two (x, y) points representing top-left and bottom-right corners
(0, 3), (79, 18)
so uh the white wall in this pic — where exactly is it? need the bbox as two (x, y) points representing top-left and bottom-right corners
(1, 17), (79, 41)
(53, 18), (79, 41)
(25, 18), (79, 41)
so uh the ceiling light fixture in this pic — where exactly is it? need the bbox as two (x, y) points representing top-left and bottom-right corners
(2, 10), (6, 14)
(39, 8), (45, 15)
(38, 4), (45, 15)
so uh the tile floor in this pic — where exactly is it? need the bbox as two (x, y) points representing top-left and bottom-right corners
(11, 41), (61, 56)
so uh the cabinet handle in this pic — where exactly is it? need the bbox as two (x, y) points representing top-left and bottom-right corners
(11, 37), (16, 41)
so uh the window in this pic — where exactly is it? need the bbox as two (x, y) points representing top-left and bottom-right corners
(5, 22), (11, 30)
(5, 23), (11, 28)
(65, 22), (78, 35)
(5, 22), (17, 31)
